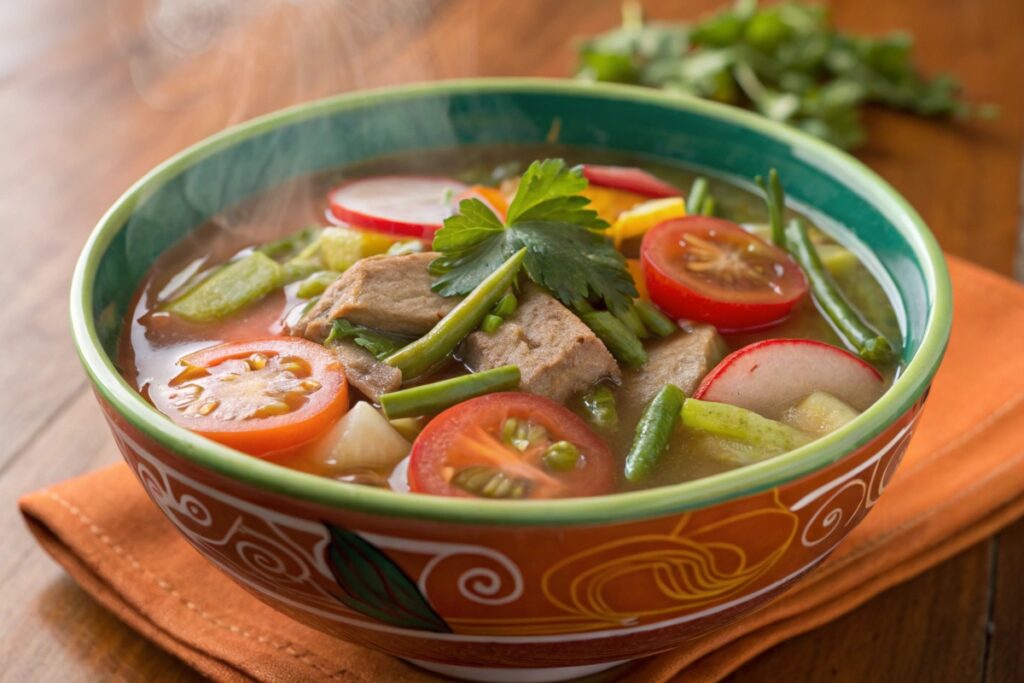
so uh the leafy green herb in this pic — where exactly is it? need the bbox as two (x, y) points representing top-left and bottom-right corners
(576, 0), (993, 149)
(325, 319), (408, 360)
(431, 159), (637, 313)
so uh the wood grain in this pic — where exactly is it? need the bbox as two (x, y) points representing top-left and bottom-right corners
(0, 0), (1020, 681)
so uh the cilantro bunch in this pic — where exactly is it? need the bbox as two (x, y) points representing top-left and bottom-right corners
(430, 159), (637, 314)
(576, 0), (993, 149)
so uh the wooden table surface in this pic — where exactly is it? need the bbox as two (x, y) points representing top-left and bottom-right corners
(2, 0), (1022, 681)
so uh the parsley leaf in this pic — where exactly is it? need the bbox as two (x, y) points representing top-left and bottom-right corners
(325, 319), (408, 360)
(430, 160), (636, 314)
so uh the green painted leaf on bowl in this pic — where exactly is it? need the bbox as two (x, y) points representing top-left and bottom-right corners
(324, 524), (450, 633)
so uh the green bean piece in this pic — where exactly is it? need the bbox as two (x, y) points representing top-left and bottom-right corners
(754, 169), (786, 246)
(614, 305), (650, 339)
(785, 219), (896, 363)
(379, 365), (520, 419)
(581, 385), (619, 430)
(493, 292), (518, 318)
(296, 270), (341, 299)
(682, 398), (812, 452)
(573, 299), (595, 314)
(634, 300), (677, 338)
(481, 314), (504, 333)
(258, 226), (318, 259)
(386, 249), (526, 379)
(624, 384), (685, 483)
(700, 195), (716, 216)
(166, 252), (283, 323)
(686, 177), (709, 215)
(580, 310), (648, 368)
(543, 441), (581, 472)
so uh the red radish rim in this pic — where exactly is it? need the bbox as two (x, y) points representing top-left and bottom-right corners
(694, 338), (884, 412)
(327, 175), (467, 239)
(581, 164), (681, 198)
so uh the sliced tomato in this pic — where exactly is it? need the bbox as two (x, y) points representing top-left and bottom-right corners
(152, 338), (349, 456)
(327, 176), (467, 240)
(409, 393), (615, 500)
(641, 217), (808, 331)
(582, 164), (681, 199)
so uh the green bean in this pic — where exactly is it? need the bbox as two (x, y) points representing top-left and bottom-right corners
(580, 385), (618, 430)
(386, 248), (526, 378)
(614, 304), (650, 339)
(296, 270), (341, 299)
(166, 252), (283, 323)
(785, 219), (896, 363)
(379, 365), (520, 419)
(481, 314), (504, 333)
(700, 195), (716, 216)
(258, 226), (318, 259)
(580, 311), (648, 368)
(681, 398), (811, 452)
(493, 292), (518, 318)
(754, 169), (786, 246)
(634, 300), (677, 338)
(624, 384), (685, 483)
(686, 177), (709, 215)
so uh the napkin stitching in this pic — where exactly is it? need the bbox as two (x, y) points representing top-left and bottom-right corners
(898, 389), (1024, 479)
(799, 447), (1024, 582)
(44, 489), (352, 681)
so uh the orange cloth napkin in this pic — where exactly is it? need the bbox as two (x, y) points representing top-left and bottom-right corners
(19, 255), (1024, 682)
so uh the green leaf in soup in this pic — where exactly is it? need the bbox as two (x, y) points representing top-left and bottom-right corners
(510, 222), (637, 315)
(324, 524), (451, 633)
(505, 159), (606, 228)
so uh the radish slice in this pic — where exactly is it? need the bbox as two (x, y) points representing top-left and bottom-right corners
(328, 176), (467, 239)
(581, 165), (681, 198)
(694, 339), (885, 420)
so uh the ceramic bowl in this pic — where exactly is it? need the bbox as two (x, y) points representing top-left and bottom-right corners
(70, 79), (951, 682)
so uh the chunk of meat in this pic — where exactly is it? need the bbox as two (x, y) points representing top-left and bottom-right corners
(292, 252), (458, 342)
(330, 341), (402, 402)
(462, 286), (620, 402)
(619, 323), (728, 406)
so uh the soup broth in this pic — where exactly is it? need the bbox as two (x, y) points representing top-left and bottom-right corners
(120, 146), (902, 498)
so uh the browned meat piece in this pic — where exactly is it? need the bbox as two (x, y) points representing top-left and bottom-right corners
(331, 340), (402, 402)
(618, 323), (728, 406)
(291, 252), (459, 342)
(462, 286), (620, 402)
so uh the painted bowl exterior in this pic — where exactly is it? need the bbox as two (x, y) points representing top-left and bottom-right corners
(100, 397), (921, 666)
(71, 80), (950, 670)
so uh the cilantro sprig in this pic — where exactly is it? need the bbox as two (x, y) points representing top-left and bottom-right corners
(575, 0), (995, 150)
(430, 159), (637, 314)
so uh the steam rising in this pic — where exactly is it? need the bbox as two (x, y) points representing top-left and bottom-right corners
(107, 0), (480, 244)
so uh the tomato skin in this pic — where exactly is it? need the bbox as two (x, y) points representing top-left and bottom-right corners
(153, 338), (349, 457)
(641, 217), (808, 331)
(409, 393), (615, 499)
(581, 164), (681, 199)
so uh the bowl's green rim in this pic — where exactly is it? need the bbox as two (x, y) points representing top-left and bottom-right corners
(70, 78), (951, 526)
